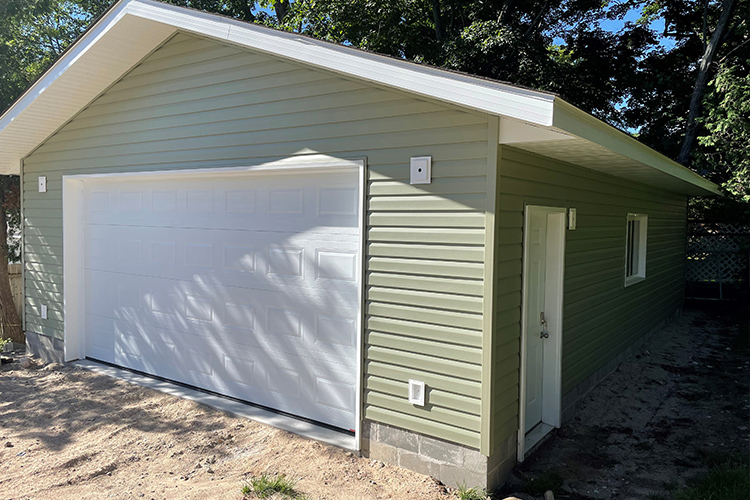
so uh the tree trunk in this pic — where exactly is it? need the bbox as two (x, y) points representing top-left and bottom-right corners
(0, 200), (22, 344)
(498, 0), (517, 25)
(677, 0), (736, 166)
(273, 0), (290, 23)
(432, 0), (443, 42)
(237, 1), (255, 22)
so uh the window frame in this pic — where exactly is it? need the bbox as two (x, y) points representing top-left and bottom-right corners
(624, 213), (648, 287)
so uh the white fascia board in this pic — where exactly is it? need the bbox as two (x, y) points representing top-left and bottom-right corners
(0, 1), (130, 137)
(552, 98), (721, 196)
(0, 1), (177, 174)
(125, 0), (556, 125)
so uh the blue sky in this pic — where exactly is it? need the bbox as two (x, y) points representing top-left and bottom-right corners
(599, 8), (677, 50)
(551, 7), (676, 50)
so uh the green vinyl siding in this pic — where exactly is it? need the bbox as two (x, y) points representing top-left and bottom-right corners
(22, 33), (490, 449)
(490, 146), (687, 451)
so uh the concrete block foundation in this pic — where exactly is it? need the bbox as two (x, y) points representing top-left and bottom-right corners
(25, 331), (64, 364)
(361, 420), (516, 491)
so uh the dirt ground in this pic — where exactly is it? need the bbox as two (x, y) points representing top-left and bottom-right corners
(509, 300), (750, 500)
(0, 361), (448, 500)
(1, 300), (747, 500)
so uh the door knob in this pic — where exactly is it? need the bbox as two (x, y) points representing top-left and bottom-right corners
(540, 312), (549, 339)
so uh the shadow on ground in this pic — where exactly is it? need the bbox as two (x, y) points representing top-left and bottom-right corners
(0, 362), (201, 452)
(0, 357), (449, 499)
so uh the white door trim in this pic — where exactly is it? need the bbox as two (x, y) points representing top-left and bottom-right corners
(517, 205), (566, 461)
(62, 155), (366, 449)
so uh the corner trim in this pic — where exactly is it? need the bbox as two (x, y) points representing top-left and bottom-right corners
(480, 116), (500, 456)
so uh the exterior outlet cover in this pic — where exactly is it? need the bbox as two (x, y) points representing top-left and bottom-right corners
(410, 156), (431, 185)
(41, 304), (48, 320)
(568, 208), (577, 230)
(38, 176), (47, 193)
(408, 379), (425, 406)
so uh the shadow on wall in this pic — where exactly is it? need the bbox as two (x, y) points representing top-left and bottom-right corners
(27, 145), (490, 431)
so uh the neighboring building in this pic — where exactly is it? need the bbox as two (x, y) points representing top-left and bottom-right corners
(0, 0), (718, 490)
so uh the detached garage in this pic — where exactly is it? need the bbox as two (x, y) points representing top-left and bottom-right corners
(0, 0), (718, 490)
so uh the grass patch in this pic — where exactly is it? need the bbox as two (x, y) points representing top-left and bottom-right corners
(455, 482), (487, 500)
(242, 473), (305, 499)
(672, 458), (749, 500)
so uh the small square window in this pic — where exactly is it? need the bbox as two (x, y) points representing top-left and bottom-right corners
(625, 213), (647, 286)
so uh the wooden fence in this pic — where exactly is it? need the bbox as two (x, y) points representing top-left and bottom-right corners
(8, 263), (22, 319)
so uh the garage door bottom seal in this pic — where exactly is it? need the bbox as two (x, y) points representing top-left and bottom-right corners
(74, 359), (357, 451)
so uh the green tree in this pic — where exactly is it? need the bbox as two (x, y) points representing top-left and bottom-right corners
(699, 64), (749, 203)
(608, 1), (748, 159)
(688, 62), (750, 221)
(280, 0), (640, 126)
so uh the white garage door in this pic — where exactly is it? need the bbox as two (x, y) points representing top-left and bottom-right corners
(81, 168), (361, 430)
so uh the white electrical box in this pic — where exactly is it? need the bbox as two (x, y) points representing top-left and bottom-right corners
(41, 304), (48, 320)
(410, 156), (431, 184)
(568, 208), (577, 230)
(38, 176), (47, 193)
(408, 379), (426, 406)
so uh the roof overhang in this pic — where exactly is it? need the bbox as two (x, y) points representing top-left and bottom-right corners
(0, 0), (719, 196)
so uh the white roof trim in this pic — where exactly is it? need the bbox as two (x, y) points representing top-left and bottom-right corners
(552, 100), (720, 196)
(128, 0), (557, 124)
(0, 0), (718, 196)
(0, 2), (130, 138)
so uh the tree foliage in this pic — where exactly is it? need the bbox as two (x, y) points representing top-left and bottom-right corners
(617, 0), (749, 220)
(279, 0), (650, 127)
(698, 64), (749, 203)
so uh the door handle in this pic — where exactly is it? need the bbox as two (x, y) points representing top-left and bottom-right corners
(540, 311), (549, 339)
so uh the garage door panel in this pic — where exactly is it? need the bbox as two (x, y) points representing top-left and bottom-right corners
(84, 225), (359, 293)
(94, 313), (355, 428)
(82, 169), (360, 430)
(86, 314), (115, 362)
(84, 174), (360, 233)
(85, 270), (358, 362)
(86, 306), (357, 421)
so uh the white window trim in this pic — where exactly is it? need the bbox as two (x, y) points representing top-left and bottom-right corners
(624, 213), (648, 287)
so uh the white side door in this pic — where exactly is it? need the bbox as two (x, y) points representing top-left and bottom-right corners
(520, 205), (566, 455)
(524, 209), (548, 431)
